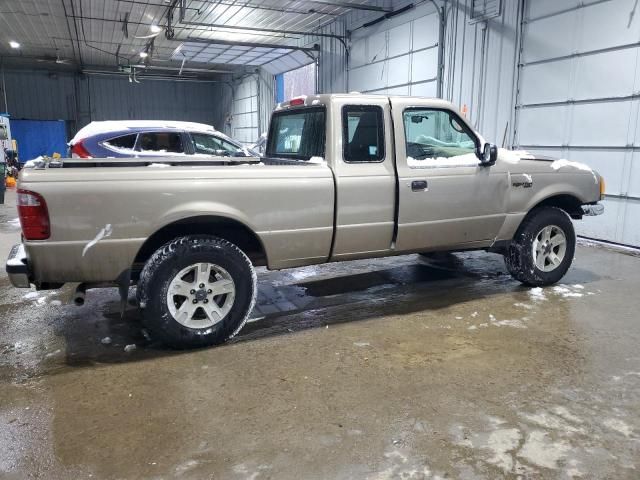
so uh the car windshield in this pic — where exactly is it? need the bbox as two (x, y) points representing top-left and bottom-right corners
(191, 133), (250, 157)
(266, 107), (325, 161)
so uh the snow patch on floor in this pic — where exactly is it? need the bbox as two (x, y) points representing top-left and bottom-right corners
(517, 430), (571, 470)
(521, 411), (586, 435)
(528, 287), (546, 301)
(514, 302), (533, 310)
(553, 285), (584, 298)
(551, 406), (584, 425)
(370, 449), (440, 480)
(602, 418), (633, 437)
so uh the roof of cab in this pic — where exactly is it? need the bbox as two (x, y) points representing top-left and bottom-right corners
(274, 93), (456, 111)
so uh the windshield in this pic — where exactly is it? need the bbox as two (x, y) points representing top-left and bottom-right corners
(191, 133), (251, 157)
(266, 107), (325, 161)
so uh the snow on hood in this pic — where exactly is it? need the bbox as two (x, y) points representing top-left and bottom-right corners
(498, 148), (536, 164)
(70, 120), (217, 144)
(549, 158), (592, 172)
(550, 158), (598, 183)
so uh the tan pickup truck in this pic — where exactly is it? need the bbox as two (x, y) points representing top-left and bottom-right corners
(7, 94), (604, 348)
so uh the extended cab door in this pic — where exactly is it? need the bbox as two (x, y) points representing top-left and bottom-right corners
(390, 98), (509, 252)
(329, 96), (396, 260)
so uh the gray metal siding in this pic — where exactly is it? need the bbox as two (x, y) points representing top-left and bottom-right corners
(441, 0), (522, 145)
(1, 69), (78, 121)
(231, 75), (259, 145)
(1, 68), (230, 135)
(347, 2), (440, 96)
(515, 0), (640, 246)
(86, 75), (224, 126)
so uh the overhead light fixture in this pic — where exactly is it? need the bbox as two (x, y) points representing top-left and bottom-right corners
(9, 41), (20, 49)
(139, 51), (148, 58)
(150, 24), (162, 33)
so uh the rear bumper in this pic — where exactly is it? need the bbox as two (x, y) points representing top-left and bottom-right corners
(6, 244), (31, 288)
(582, 203), (604, 216)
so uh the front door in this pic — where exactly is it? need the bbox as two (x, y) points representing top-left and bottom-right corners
(391, 99), (509, 252)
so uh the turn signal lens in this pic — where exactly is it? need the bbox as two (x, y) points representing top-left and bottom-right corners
(600, 176), (606, 200)
(17, 189), (50, 240)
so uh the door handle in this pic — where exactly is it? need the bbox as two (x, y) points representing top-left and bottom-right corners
(411, 180), (428, 191)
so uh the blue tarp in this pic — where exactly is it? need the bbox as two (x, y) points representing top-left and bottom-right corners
(9, 119), (67, 163)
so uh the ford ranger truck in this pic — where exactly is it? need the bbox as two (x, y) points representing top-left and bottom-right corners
(6, 95), (605, 348)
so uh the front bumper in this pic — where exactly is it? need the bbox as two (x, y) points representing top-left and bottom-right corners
(582, 203), (604, 216)
(6, 244), (31, 288)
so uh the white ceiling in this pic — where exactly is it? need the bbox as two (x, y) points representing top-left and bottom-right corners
(0, 0), (389, 74)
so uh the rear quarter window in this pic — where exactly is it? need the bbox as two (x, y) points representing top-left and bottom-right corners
(266, 107), (325, 161)
(103, 134), (137, 151)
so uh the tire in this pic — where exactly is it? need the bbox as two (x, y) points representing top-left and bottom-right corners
(137, 235), (257, 349)
(504, 206), (576, 287)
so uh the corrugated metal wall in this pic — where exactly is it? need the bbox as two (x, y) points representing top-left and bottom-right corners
(515, 0), (640, 247)
(347, 2), (440, 96)
(442, 0), (522, 145)
(231, 75), (258, 145)
(0, 69), (79, 122)
(258, 69), (275, 139)
(230, 70), (274, 145)
(86, 75), (229, 127)
(316, 20), (348, 94)
(0, 67), (231, 136)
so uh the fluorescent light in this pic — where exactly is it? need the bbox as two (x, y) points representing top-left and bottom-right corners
(9, 41), (20, 49)
(150, 24), (162, 33)
(139, 51), (148, 58)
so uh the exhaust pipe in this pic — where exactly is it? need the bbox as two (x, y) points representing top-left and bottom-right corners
(73, 283), (87, 306)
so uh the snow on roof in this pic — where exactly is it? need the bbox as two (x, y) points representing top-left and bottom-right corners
(71, 120), (217, 143)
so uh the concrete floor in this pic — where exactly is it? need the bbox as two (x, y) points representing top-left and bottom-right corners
(0, 188), (639, 479)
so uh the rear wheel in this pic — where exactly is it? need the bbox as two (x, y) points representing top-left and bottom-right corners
(137, 235), (257, 349)
(505, 207), (575, 286)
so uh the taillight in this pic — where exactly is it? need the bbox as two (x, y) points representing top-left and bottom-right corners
(70, 140), (92, 158)
(17, 189), (50, 240)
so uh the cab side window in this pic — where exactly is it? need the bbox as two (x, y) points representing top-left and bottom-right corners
(343, 105), (385, 163)
(403, 109), (476, 167)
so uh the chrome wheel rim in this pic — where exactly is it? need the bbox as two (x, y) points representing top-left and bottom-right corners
(532, 225), (567, 272)
(166, 263), (235, 328)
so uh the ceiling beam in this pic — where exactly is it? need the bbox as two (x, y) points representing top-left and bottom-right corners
(182, 37), (320, 52)
(303, 0), (391, 12)
(181, 20), (346, 40)
(196, 0), (340, 16)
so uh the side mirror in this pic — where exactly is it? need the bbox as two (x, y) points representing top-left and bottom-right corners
(477, 142), (497, 166)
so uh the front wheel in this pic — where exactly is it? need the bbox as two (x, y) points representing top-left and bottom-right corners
(505, 207), (576, 286)
(137, 235), (257, 349)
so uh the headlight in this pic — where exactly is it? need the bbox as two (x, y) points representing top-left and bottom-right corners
(599, 176), (606, 200)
